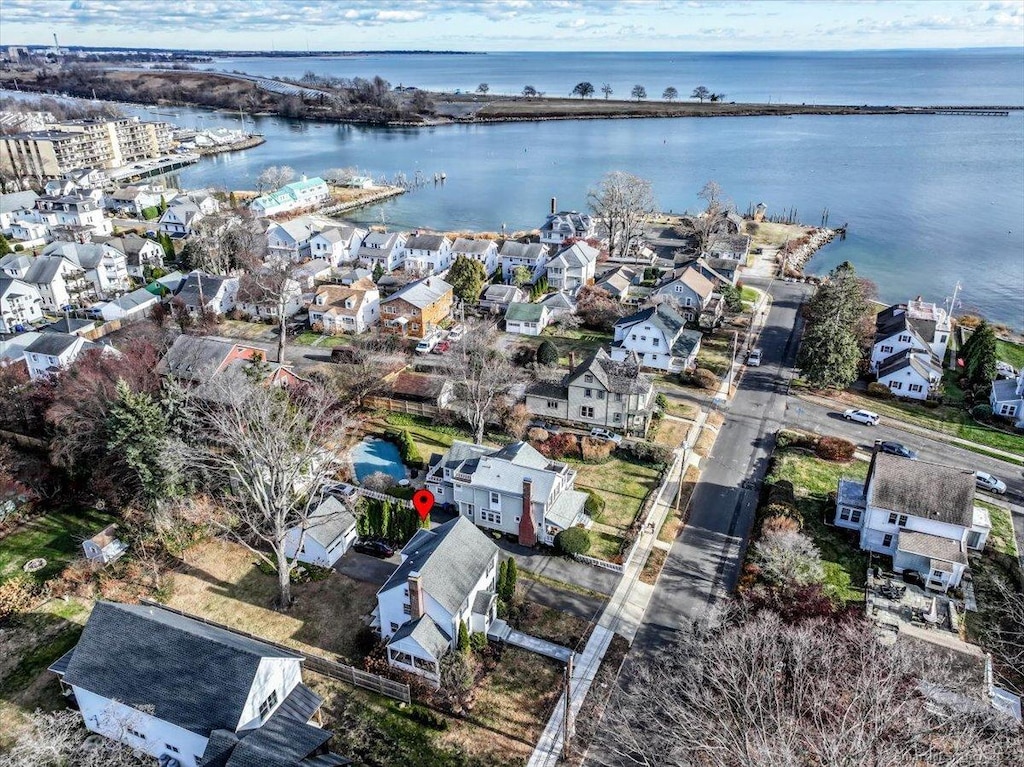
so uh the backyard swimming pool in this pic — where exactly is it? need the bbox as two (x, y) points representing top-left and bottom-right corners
(350, 437), (406, 484)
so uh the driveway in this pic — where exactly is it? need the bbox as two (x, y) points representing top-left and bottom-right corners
(334, 550), (398, 585)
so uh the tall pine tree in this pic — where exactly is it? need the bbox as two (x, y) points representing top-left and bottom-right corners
(798, 262), (867, 389)
(106, 378), (170, 504)
(961, 321), (997, 396)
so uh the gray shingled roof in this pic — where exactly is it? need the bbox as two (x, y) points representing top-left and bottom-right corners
(23, 255), (74, 286)
(381, 516), (497, 616)
(868, 453), (975, 526)
(451, 237), (494, 255)
(897, 530), (968, 565)
(176, 271), (232, 306)
(61, 602), (302, 736)
(540, 211), (592, 236)
(569, 348), (652, 396)
(0, 190), (38, 215)
(382, 277), (452, 310)
(303, 497), (356, 548)
(616, 303), (688, 341)
(545, 490), (588, 530)
(220, 715), (333, 767)
(548, 242), (598, 269)
(405, 233), (449, 251)
(42, 317), (93, 334)
(499, 241), (547, 260)
(875, 304), (936, 346)
(107, 287), (158, 312)
(157, 334), (239, 380)
(42, 241), (106, 269)
(991, 377), (1022, 404)
(25, 332), (83, 357)
(390, 614), (452, 660)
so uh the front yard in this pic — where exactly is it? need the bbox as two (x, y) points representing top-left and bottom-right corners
(975, 500), (1018, 558)
(767, 449), (870, 603)
(513, 327), (613, 367)
(572, 458), (662, 536)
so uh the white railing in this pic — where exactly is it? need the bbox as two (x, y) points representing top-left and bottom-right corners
(573, 553), (625, 574)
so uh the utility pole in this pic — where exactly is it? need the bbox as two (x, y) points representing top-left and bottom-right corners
(562, 652), (575, 761)
(728, 329), (738, 392)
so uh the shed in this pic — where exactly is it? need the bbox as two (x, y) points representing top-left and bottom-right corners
(82, 524), (127, 564)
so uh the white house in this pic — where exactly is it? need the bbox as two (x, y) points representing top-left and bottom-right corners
(0, 190), (39, 233)
(95, 234), (165, 279)
(426, 440), (591, 545)
(264, 214), (339, 261)
(98, 287), (160, 323)
(24, 332), (97, 380)
(22, 255), (93, 310)
(594, 265), (641, 303)
(8, 219), (49, 244)
(158, 200), (206, 238)
(504, 302), (551, 336)
(835, 448), (991, 590)
(498, 240), (549, 283)
(876, 349), (944, 401)
(173, 271), (239, 316)
(30, 193), (112, 237)
(539, 209), (595, 246)
(404, 233), (454, 276)
(375, 517), (499, 683)
(480, 284), (527, 313)
(283, 497), (357, 568)
(43, 241), (131, 299)
(250, 177), (331, 218)
(0, 253), (33, 279)
(611, 304), (702, 372)
(309, 224), (367, 266)
(291, 259), (334, 291)
(538, 291), (577, 321)
(546, 241), (598, 293)
(308, 277), (380, 335)
(48, 601), (348, 767)
(653, 266), (717, 321)
(82, 524), (127, 564)
(235, 274), (304, 320)
(451, 238), (499, 277)
(990, 368), (1024, 429)
(357, 231), (406, 273)
(0, 277), (43, 333)
(871, 299), (951, 370)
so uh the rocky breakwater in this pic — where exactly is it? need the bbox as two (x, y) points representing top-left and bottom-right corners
(780, 226), (846, 275)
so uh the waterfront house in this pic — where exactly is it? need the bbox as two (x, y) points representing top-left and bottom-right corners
(250, 176), (331, 218)
(546, 241), (598, 293)
(283, 496), (357, 568)
(426, 440), (591, 545)
(24, 332), (98, 380)
(309, 223), (367, 266)
(834, 446), (990, 590)
(871, 299), (951, 370)
(403, 233), (454, 276)
(23, 254), (93, 310)
(498, 240), (549, 283)
(876, 349), (943, 401)
(43, 241), (131, 299)
(104, 185), (174, 217)
(704, 233), (751, 262)
(97, 287), (159, 323)
(48, 601), (349, 767)
(82, 524), (127, 565)
(308, 277), (380, 335)
(235, 274), (304, 321)
(504, 301), (551, 336)
(0, 277), (43, 333)
(173, 271), (239, 317)
(380, 277), (453, 340)
(357, 231), (407, 273)
(611, 303), (702, 372)
(451, 237), (499, 276)
(480, 284), (527, 313)
(990, 368), (1024, 429)
(265, 215), (331, 261)
(95, 234), (164, 280)
(539, 209), (595, 246)
(375, 517), (499, 684)
(653, 266), (717, 322)
(526, 348), (655, 436)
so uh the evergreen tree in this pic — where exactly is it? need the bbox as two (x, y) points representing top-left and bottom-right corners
(158, 194), (168, 214)
(497, 559), (508, 599)
(447, 255), (487, 305)
(536, 340), (559, 366)
(159, 232), (175, 261)
(106, 378), (170, 504)
(229, 191), (239, 209)
(503, 558), (518, 603)
(381, 498), (395, 541)
(962, 321), (997, 394)
(797, 262), (867, 389)
(0, 233), (11, 257)
(458, 620), (471, 654)
(372, 263), (385, 283)
(364, 498), (382, 538)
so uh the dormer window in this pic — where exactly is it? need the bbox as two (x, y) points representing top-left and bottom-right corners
(258, 689), (279, 721)
(584, 374), (593, 383)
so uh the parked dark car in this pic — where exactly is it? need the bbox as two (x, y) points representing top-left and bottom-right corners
(528, 419), (562, 433)
(353, 539), (395, 558)
(879, 441), (918, 460)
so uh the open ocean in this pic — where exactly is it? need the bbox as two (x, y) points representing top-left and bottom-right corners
(10, 49), (1024, 327)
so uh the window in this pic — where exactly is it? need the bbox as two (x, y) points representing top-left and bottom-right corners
(652, 338), (660, 347)
(615, 393), (623, 402)
(882, 534), (894, 548)
(414, 656), (436, 673)
(880, 345), (893, 353)
(938, 334), (947, 343)
(480, 509), (502, 525)
(580, 405), (594, 418)
(584, 388), (593, 398)
(463, 503), (475, 518)
(391, 650), (413, 666)
(888, 513), (897, 524)
(631, 334), (637, 341)
(684, 297), (693, 306)
(258, 690), (279, 721)
(490, 491), (500, 506)
(546, 400), (559, 409)
(613, 412), (622, 423)
(584, 374), (593, 383)
(899, 334), (911, 343)
(127, 727), (146, 740)
(896, 515), (908, 527)
(889, 381), (902, 390)
(390, 621), (400, 633)
(165, 745), (180, 754)
(597, 391), (605, 400)
(403, 602), (411, 615)
(839, 507), (862, 524)
(908, 384), (923, 393)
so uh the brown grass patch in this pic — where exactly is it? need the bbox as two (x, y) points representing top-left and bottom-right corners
(640, 547), (668, 585)
(165, 539), (378, 662)
(652, 417), (692, 448)
(658, 465), (701, 543)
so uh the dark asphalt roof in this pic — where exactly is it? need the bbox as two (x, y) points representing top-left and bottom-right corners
(405, 233), (450, 251)
(568, 347), (652, 395)
(868, 453), (976, 527)
(25, 332), (84, 357)
(303, 497), (356, 548)
(62, 601), (302, 736)
(499, 241), (547, 260)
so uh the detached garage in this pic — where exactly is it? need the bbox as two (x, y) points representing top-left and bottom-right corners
(284, 497), (357, 567)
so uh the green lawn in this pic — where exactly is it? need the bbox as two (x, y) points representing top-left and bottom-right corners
(373, 412), (492, 465)
(518, 328), (613, 366)
(768, 450), (870, 603)
(995, 339), (1024, 370)
(740, 286), (760, 304)
(572, 458), (662, 534)
(975, 500), (1018, 557)
(0, 507), (119, 584)
(587, 530), (624, 562)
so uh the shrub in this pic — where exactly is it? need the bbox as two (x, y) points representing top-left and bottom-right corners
(140, 205), (160, 220)
(752, 529), (824, 587)
(580, 435), (615, 463)
(776, 429), (817, 450)
(691, 367), (719, 390)
(13, 244), (24, 252)
(458, 620), (470, 653)
(397, 429), (423, 468)
(621, 439), (671, 467)
(536, 339), (559, 365)
(536, 432), (580, 460)
(470, 631), (488, 651)
(555, 527), (592, 556)
(971, 403), (993, 420)
(816, 436), (856, 462)
(584, 489), (605, 519)
(0, 573), (40, 620)
(866, 382), (895, 399)
(527, 426), (549, 443)
(761, 514), (801, 536)
(406, 706), (449, 730)
(655, 393), (669, 411)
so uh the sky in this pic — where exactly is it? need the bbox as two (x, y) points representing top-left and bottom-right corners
(0, 0), (1022, 52)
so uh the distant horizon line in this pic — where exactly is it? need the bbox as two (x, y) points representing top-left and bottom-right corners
(1, 42), (1022, 56)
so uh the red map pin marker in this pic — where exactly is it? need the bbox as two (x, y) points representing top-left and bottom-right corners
(412, 488), (434, 521)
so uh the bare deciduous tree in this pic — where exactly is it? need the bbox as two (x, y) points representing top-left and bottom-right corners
(255, 165), (295, 193)
(684, 179), (736, 255)
(172, 377), (350, 608)
(316, 332), (406, 407)
(593, 609), (1023, 767)
(752, 528), (824, 586)
(587, 171), (657, 260)
(444, 321), (524, 444)
(0, 706), (152, 767)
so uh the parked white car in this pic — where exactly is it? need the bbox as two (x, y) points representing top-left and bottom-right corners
(448, 324), (465, 343)
(415, 333), (441, 354)
(589, 428), (623, 445)
(975, 471), (1007, 495)
(843, 408), (880, 425)
(747, 348), (763, 367)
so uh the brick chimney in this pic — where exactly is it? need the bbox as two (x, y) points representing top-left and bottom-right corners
(568, 351), (576, 369)
(551, 197), (557, 215)
(518, 478), (538, 547)
(407, 571), (424, 619)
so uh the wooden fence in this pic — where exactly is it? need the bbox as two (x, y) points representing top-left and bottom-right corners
(364, 397), (440, 418)
(141, 600), (410, 704)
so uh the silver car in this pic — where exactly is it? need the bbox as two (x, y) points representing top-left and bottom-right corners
(843, 408), (880, 425)
(975, 471), (1007, 495)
